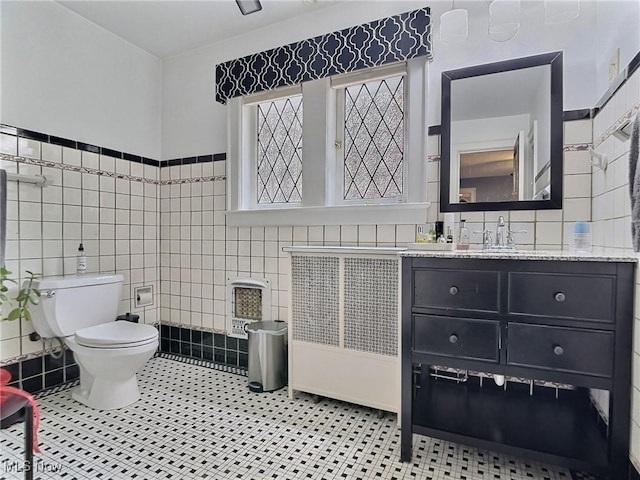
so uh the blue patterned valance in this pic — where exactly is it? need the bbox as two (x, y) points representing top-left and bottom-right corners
(215, 8), (432, 104)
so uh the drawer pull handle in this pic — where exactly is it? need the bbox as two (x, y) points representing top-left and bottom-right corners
(553, 345), (564, 356)
(449, 286), (459, 295)
(554, 292), (566, 302)
(449, 334), (458, 344)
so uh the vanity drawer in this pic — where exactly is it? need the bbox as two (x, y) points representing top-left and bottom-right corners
(413, 269), (500, 313)
(413, 315), (500, 362)
(507, 323), (613, 377)
(508, 272), (614, 323)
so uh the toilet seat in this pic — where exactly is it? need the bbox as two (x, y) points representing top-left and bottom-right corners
(75, 322), (158, 348)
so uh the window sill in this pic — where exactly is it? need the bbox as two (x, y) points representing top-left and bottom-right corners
(225, 202), (431, 227)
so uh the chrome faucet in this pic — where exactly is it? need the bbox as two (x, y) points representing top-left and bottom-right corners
(473, 229), (493, 249)
(495, 216), (506, 248)
(475, 217), (527, 250)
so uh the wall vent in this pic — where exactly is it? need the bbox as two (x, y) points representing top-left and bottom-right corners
(226, 277), (271, 339)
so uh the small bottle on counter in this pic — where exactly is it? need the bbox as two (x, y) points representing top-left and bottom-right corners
(443, 212), (455, 242)
(428, 224), (437, 243)
(77, 243), (86, 274)
(571, 221), (591, 253)
(457, 219), (470, 250)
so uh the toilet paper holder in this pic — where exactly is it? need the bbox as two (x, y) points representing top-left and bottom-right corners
(134, 286), (154, 308)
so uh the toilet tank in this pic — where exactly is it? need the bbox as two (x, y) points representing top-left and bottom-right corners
(29, 274), (124, 338)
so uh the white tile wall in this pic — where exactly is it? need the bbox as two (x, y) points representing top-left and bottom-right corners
(158, 124), (593, 337)
(0, 138), (159, 363)
(590, 66), (640, 468)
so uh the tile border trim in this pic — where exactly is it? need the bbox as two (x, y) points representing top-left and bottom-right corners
(0, 152), (158, 184)
(157, 352), (247, 376)
(0, 124), (226, 167)
(161, 153), (226, 167)
(426, 143), (589, 163)
(0, 153), (227, 185)
(159, 323), (249, 371)
(1, 125), (160, 167)
(161, 175), (226, 185)
(427, 110), (595, 136)
(593, 100), (640, 149)
(563, 109), (592, 121)
(563, 143), (590, 152)
(0, 346), (66, 367)
(0, 349), (80, 394)
(159, 320), (225, 335)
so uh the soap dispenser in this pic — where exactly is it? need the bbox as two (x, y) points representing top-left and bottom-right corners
(457, 219), (470, 250)
(77, 243), (86, 274)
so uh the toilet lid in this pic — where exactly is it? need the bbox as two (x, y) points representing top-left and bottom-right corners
(75, 322), (158, 348)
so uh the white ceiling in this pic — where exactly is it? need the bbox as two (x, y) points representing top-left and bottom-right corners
(56, 0), (342, 58)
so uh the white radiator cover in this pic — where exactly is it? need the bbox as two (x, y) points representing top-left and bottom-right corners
(289, 252), (400, 414)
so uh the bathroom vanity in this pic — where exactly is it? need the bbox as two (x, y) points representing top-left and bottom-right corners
(400, 251), (635, 479)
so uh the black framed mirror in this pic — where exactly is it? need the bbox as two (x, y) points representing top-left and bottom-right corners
(440, 52), (563, 212)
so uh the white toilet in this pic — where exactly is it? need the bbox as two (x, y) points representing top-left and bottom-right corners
(29, 273), (158, 410)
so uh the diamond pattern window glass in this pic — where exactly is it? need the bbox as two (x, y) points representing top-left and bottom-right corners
(343, 75), (404, 200)
(257, 95), (303, 204)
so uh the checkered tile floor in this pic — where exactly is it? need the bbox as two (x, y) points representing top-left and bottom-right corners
(1, 356), (594, 479)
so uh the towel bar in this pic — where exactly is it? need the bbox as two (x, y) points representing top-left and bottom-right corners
(588, 147), (608, 171)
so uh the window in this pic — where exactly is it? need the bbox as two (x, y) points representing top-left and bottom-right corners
(227, 59), (428, 226)
(256, 95), (303, 204)
(339, 74), (405, 202)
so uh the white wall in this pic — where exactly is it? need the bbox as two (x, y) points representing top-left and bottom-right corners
(161, 0), (602, 160)
(0, 1), (162, 159)
(428, 0), (600, 125)
(594, 0), (640, 99)
(161, 1), (431, 159)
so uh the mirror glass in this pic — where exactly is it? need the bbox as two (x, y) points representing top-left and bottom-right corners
(440, 52), (563, 212)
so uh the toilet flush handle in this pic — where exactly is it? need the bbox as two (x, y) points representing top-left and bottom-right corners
(45, 290), (55, 298)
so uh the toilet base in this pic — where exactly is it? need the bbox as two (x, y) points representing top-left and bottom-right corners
(64, 334), (158, 410)
(72, 375), (141, 410)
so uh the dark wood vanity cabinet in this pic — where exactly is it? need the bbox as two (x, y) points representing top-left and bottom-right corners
(400, 256), (635, 479)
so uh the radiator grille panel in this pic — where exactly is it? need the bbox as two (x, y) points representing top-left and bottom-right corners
(344, 258), (398, 356)
(291, 256), (339, 346)
(234, 287), (262, 320)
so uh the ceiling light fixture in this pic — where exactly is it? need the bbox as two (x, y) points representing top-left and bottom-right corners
(236, 0), (262, 16)
(544, 0), (580, 24)
(440, 1), (469, 45)
(438, 0), (579, 45)
(488, 0), (521, 42)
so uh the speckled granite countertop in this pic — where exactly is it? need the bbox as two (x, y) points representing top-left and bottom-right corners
(282, 245), (638, 262)
(283, 246), (406, 255)
(399, 249), (638, 262)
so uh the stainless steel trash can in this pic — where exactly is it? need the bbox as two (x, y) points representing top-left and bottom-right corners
(246, 320), (288, 392)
